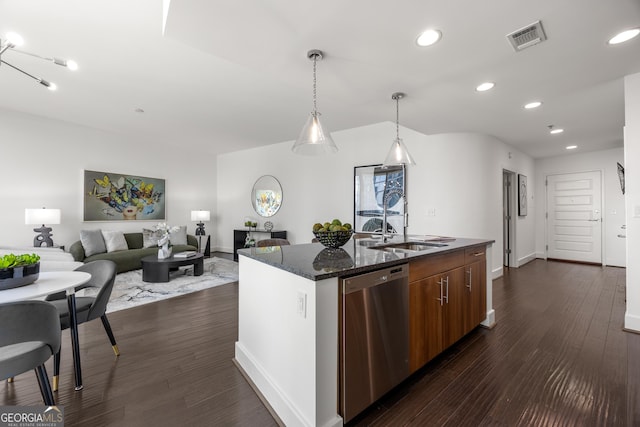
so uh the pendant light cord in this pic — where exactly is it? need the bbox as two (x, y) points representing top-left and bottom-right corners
(396, 95), (400, 140)
(312, 55), (317, 113)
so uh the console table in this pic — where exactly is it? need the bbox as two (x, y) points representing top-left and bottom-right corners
(233, 229), (287, 261)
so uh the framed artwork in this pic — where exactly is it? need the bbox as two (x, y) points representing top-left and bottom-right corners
(354, 164), (406, 234)
(518, 174), (527, 216)
(617, 162), (625, 195)
(83, 170), (166, 221)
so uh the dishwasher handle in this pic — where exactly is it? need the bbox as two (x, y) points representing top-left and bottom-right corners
(342, 264), (409, 293)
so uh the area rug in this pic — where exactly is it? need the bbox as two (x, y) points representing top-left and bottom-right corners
(83, 257), (238, 313)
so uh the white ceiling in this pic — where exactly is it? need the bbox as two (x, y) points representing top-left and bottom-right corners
(1, 0), (639, 158)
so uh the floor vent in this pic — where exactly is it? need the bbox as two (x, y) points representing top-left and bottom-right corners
(506, 20), (547, 51)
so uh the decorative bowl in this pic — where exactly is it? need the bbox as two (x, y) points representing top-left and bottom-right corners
(0, 262), (40, 291)
(313, 229), (354, 248)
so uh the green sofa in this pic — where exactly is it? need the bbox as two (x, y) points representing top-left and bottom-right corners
(69, 232), (198, 274)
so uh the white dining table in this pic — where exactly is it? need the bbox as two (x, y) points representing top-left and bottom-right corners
(0, 271), (91, 391)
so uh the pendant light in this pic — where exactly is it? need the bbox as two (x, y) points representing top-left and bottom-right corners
(292, 49), (338, 155)
(383, 92), (416, 166)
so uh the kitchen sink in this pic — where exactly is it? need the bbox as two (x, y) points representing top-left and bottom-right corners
(372, 241), (448, 253)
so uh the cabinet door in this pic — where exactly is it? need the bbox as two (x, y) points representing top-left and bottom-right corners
(461, 260), (487, 334)
(424, 276), (445, 363)
(409, 258), (484, 372)
(442, 267), (465, 349)
(409, 276), (445, 370)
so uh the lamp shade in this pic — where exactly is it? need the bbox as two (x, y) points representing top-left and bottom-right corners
(191, 210), (210, 222)
(292, 112), (338, 155)
(383, 138), (416, 167)
(25, 208), (61, 225)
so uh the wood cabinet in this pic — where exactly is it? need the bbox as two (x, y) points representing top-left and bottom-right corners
(409, 245), (487, 373)
(462, 246), (486, 335)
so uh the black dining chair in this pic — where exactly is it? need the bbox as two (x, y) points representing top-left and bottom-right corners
(0, 300), (61, 405)
(45, 260), (120, 391)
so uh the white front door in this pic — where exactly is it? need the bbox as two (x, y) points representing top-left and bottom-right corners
(546, 171), (602, 264)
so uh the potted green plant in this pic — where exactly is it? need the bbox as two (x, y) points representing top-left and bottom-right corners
(0, 253), (41, 290)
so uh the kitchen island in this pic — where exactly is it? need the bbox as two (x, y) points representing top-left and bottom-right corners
(235, 235), (494, 427)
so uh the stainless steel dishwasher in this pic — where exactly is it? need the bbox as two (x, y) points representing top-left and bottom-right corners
(340, 263), (409, 423)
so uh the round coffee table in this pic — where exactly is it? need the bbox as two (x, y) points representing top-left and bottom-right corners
(140, 253), (204, 283)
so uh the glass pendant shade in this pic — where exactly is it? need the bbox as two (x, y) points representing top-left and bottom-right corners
(292, 112), (338, 155)
(292, 49), (337, 155)
(383, 92), (416, 166)
(383, 137), (416, 166)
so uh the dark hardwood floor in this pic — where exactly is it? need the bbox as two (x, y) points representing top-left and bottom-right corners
(2, 259), (637, 426)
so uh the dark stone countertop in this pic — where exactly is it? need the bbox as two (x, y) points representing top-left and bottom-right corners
(237, 235), (494, 281)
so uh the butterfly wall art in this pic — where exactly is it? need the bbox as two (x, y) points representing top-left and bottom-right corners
(83, 170), (166, 221)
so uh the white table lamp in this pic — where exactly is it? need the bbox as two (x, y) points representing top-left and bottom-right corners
(191, 210), (210, 236)
(25, 207), (61, 247)
(191, 210), (211, 255)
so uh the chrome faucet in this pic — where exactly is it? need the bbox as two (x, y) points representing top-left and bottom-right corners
(382, 187), (404, 242)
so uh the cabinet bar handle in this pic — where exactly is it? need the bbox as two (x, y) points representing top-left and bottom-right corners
(466, 268), (472, 291)
(444, 276), (449, 304)
(437, 278), (444, 306)
(473, 252), (484, 257)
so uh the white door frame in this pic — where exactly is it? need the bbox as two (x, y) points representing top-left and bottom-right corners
(503, 169), (517, 268)
(544, 169), (605, 264)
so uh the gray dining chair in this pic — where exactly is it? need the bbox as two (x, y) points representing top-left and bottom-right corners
(45, 260), (120, 391)
(0, 300), (61, 405)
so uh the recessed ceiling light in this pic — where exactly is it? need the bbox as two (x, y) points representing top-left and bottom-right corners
(608, 28), (640, 45)
(524, 101), (542, 109)
(476, 82), (495, 92)
(550, 128), (564, 134)
(416, 29), (442, 47)
(566, 145), (577, 150)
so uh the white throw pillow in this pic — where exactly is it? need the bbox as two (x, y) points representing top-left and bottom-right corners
(101, 230), (129, 253)
(169, 225), (188, 245)
(80, 229), (106, 257)
(142, 228), (162, 248)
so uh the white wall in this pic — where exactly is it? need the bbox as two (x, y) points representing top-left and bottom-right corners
(534, 148), (626, 267)
(0, 108), (216, 249)
(0, 108), (538, 278)
(216, 122), (536, 276)
(625, 72), (640, 332)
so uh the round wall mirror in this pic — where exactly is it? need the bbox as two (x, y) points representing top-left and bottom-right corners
(251, 175), (283, 217)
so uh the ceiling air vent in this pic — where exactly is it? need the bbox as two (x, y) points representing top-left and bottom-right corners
(506, 20), (547, 51)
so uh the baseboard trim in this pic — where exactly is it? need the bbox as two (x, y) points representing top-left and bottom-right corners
(624, 313), (640, 333)
(234, 342), (343, 427)
(517, 253), (536, 267)
(234, 342), (307, 426)
(232, 358), (285, 427)
(547, 258), (603, 266)
(481, 309), (496, 329)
